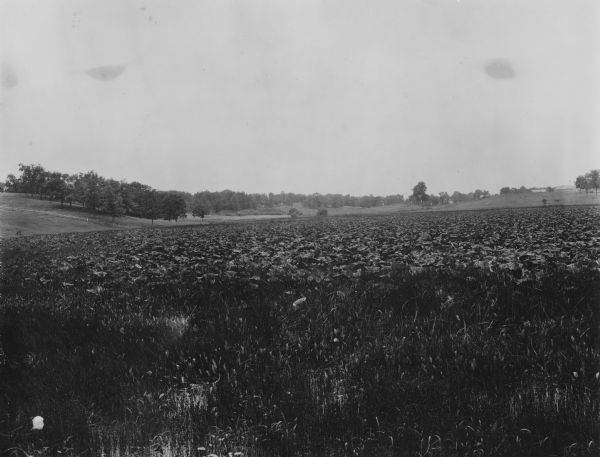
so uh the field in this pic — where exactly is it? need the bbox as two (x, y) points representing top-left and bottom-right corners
(2, 190), (599, 239)
(0, 193), (290, 239)
(1, 206), (599, 456)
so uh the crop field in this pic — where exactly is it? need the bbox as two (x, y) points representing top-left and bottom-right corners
(1, 206), (599, 456)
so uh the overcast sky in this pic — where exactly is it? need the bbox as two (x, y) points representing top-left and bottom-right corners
(1, 0), (598, 195)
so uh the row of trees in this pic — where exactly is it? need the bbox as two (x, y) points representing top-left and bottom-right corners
(189, 191), (408, 215)
(15, 164), (588, 221)
(575, 170), (600, 193)
(4, 164), (187, 222)
(409, 181), (491, 206)
(2, 164), (412, 219)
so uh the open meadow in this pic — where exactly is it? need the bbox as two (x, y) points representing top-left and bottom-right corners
(1, 206), (599, 456)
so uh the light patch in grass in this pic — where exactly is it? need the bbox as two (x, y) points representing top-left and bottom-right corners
(508, 381), (596, 422)
(161, 315), (190, 341)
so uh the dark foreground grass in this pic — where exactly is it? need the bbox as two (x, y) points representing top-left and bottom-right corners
(1, 237), (599, 456)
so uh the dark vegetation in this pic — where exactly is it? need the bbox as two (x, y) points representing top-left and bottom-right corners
(3, 164), (187, 223)
(2, 164), (502, 222)
(575, 170), (600, 194)
(1, 206), (599, 456)
(3, 164), (599, 221)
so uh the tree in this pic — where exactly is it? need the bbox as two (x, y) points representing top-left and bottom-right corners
(575, 175), (590, 193)
(161, 192), (187, 221)
(383, 194), (404, 205)
(63, 174), (77, 206)
(18, 163), (47, 197)
(99, 180), (125, 221)
(588, 170), (600, 194)
(412, 181), (428, 205)
(473, 189), (485, 200)
(80, 171), (102, 211)
(191, 192), (213, 217)
(117, 181), (141, 216)
(4, 174), (21, 192)
(141, 189), (160, 224)
(438, 192), (450, 205)
(43, 172), (68, 206)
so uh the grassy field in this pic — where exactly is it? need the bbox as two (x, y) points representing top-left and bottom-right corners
(436, 189), (600, 212)
(1, 205), (598, 456)
(0, 194), (292, 239)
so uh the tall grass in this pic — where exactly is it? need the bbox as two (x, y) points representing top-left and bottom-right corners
(1, 241), (599, 456)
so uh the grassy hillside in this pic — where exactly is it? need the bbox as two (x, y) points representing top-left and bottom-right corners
(440, 188), (600, 211)
(0, 194), (292, 238)
(0, 193), (197, 238)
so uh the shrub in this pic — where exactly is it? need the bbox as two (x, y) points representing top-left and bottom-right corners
(288, 208), (302, 218)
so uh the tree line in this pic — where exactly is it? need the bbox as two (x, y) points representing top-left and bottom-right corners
(4, 164), (187, 222)
(409, 181), (491, 206)
(2, 164), (495, 220)
(2, 164), (411, 219)
(7, 163), (592, 221)
(575, 169), (600, 193)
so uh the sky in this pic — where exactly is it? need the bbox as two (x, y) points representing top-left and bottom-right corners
(1, 0), (598, 196)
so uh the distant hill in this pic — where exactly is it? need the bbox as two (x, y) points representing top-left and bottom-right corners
(440, 188), (599, 211)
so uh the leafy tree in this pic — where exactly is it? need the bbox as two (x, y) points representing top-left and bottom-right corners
(303, 193), (326, 209)
(63, 174), (77, 206)
(142, 189), (161, 224)
(4, 174), (21, 192)
(575, 175), (590, 193)
(191, 192), (213, 216)
(412, 181), (428, 205)
(428, 194), (440, 206)
(588, 170), (600, 193)
(118, 182), (140, 216)
(99, 180), (125, 221)
(383, 194), (404, 205)
(70, 174), (86, 206)
(451, 191), (468, 202)
(161, 192), (187, 221)
(438, 192), (450, 205)
(191, 193), (212, 218)
(473, 189), (490, 200)
(43, 172), (68, 206)
(81, 172), (103, 211)
(18, 163), (47, 197)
